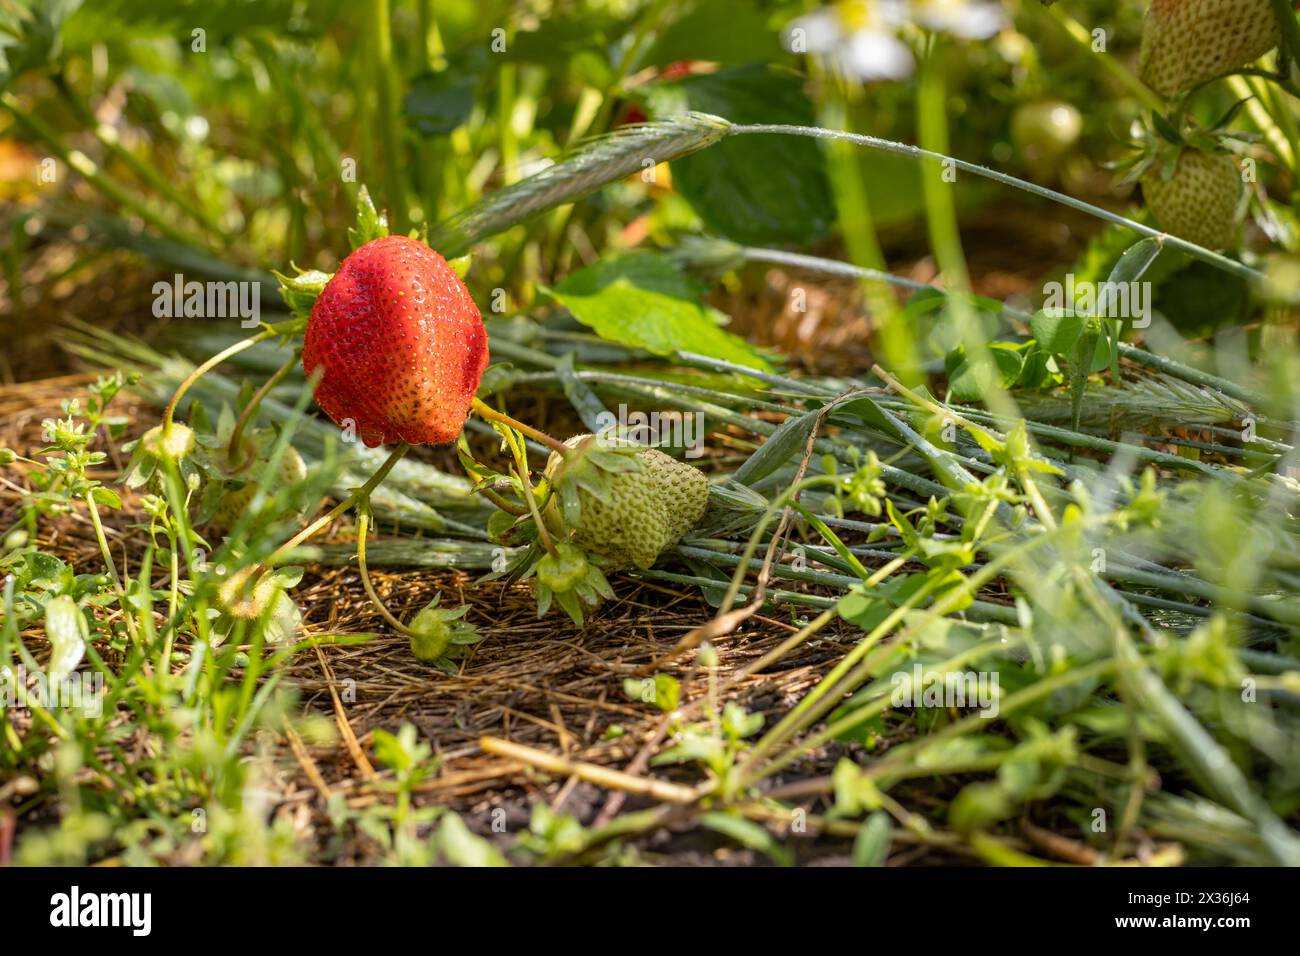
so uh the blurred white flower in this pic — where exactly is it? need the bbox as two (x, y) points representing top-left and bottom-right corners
(784, 1), (915, 81)
(784, 0), (1007, 82)
(907, 0), (1006, 40)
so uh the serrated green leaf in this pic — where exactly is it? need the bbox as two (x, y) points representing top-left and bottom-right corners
(549, 253), (772, 371)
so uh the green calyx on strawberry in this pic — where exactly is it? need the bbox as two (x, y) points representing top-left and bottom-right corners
(532, 542), (615, 626)
(406, 595), (483, 670)
(1139, 0), (1281, 100)
(300, 199), (489, 447)
(543, 434), (709, 572)
(1118, 112), (1254, 252)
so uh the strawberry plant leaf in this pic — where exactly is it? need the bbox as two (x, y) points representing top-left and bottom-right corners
(1029, 310), (1085, 355)
(638, 63), (834, 245)
(404, 69), (476, 136)
(548, 252), (772, 371)
(643, 0), (776, 68)
(944, 343), (1024, 401)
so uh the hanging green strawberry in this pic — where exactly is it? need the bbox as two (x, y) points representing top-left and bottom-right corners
(1138, 0), (1281, 99)
(1141, 146), (1244, 251)
(544, 434), (709, 571)
(302, 235), (489, 448)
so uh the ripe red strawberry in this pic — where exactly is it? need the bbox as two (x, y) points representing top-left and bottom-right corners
(1139, 0), (1280, 98)
(303, 236), (489, 447)
(1141, 147), (1243, 251)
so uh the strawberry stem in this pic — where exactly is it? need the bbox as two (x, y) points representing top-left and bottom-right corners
(470, 396), (570, 456)
(162, 328), (277, 435)
(1272, 0), (1300, 80)
(514, 464), (558, 558)
(356, 508), (415, 636)
(266, 441), (410, 566)
(479, 486), (529, 517)
(227, 349), (301, 466)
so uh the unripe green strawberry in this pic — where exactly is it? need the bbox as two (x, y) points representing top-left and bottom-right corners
(141, 423), (196, 462)
(124, 423), (205, 499)
(1011, 100), (1082, 180)
(207, 446), (308, 533)
(545, 435), (708, 570)
(216, 566), (280, 620)
(1138, 0), (1280, 99)
(1141, 148), (1243, 251)
(406, 596), (481, 667)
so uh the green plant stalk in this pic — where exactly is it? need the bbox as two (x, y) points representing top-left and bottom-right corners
(1228, 74), (1296, 176)
(470, 396), (570, 455)
(165, 525), (179, 670)
(1043, 5), (1166, 113)
(737, 524), (1066, 786)
(84, 491), (138, 644)
(498, 57), (520, 187)
(733, 245), (1271, 406)
(546, 0), (670, 269)
(736, 575), (945, 784)
(677, 546), (1022, 626)
(728, 125), (1263, 282)
(268, 441), (410, 565)
(370, 0), (407, 232)
(162, 328), (277, 432)
(871, 657), (1121, 782)
(1271, 0), (1300, 78)
(639, 569), (837, 611)
(1081, 570), (1300, 866)
(1263, 73), (1300, 201)
(714, 474), (845, 614)
(764, 635), (1034, 793)
(227, 350), (300, 465)
(820, 74), (917, 381)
